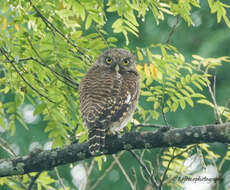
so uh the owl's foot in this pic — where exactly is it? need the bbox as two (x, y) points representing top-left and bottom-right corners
(107, 130), (120, 137)
(158, 125), (171, 132)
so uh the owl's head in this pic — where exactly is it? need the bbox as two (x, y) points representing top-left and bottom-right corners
(95, 48), (137, 73)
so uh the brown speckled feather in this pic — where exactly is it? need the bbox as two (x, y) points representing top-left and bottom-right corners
(79, 48), (140, 154)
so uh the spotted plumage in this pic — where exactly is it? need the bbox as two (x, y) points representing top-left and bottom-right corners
(79, 48), (140, 155)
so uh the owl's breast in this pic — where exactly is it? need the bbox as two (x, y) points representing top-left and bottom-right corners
(79, 65), (139, 132)
(79, 67), (123, 127)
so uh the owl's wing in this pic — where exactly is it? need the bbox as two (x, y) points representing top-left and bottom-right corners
(79, 66), (119, 126)
(79, 66), (139, 154)
(79, 66), (122, 154)
(109, 73), (140, 125)
(79, 67), (139, 128)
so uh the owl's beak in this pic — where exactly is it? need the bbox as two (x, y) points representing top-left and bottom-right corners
(115, 64), (119, 72)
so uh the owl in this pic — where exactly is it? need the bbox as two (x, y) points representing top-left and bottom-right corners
(79, 48), (140, 155)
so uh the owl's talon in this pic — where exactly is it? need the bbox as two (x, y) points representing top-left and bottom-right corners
(107, 130), (119, 137)
(159, 125), (171, 132)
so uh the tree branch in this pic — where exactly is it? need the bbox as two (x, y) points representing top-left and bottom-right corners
(129, 150), (158, 188)
(0, 47), (56, 104)
(1, 123), (230, 177)
(19, 57), (79, 89)
(28, 0), (92, 64)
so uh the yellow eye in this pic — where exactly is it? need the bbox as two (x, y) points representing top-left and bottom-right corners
(105, 57), (112, 64)
(123, 59), (129, 66)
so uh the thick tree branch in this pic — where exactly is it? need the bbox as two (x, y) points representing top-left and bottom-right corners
(1, 123), (230, 177)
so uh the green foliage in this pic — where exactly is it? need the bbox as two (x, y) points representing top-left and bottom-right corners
(136, 45), (221, 120)
(161, 144), (223, 189)
(161, 147), (190, 180)
(170, 0), (200, 25)
(208, 0), (230, 27)
(0, 0), (230, 189)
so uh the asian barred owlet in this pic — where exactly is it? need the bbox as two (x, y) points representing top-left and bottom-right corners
(79, 48), (140, 155)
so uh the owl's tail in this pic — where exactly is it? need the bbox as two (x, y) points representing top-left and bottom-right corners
(88, 127), (106, 155)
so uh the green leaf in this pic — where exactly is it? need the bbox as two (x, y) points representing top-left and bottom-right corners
(171, 101), (179, 112)
(72, 31), (82, 39)
(8, 120), (16, 136)
(146, 97), (155, 102)
(197, 99), (214, 107)
(34, 103), (47, 115)
(85, 15), (93, 30)
(152, 110), (160, 119)
(16, 115), (29, 130)
(0, 117), (5, 129)
(179, 99), (186, 110)
(147, 48), (153, 62)
(192, 81), (203, 90)
(141, 91), (152, 96)
(190, 93), (205, 98)
(163, 107), (169, 113)
(186, 98), (194, 107)
(112, 18), (123, 30)
(95, 155), (107, 171)
(180, 89), (190, 97)
(154, 101), (160, 110)
(137, 49), (143, 61)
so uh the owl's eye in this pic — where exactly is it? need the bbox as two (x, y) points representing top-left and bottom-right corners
(105, 57), (113, 64)
(122, 58), (130, 66)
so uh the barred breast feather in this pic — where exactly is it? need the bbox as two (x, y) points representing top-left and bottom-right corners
(79, 64), (140, 154)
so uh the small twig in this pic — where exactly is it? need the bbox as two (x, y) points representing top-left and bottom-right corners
(10, 178), (28, 190)
(29, 0), (92, 64)
(157, 58), (169, 127)
(156, 148), (164, 181)
(68, 48), (92, 66)
(112, 154), (136, 190)
(55, 167), (66, 190)
(89, 164), (115, 190)
(218, 145), (229, 171)
(26, 36), (42, 59)
(213, 75), (216, 102)
(159, 145), (196, 189)
(89, 153), (122, 190)
(186, 61), (223, 123)
(206, 75), (223, 124)
(0, 48), (56, 104)
(28, 172), (41, 190)
(87, 159), (95, 178)
(0, 143), (15, 157)
(131, 168), (137, 189)
(129, 150), (159, 189)
(161, 16), (179, 127)
(160, 87), (169, 127)
(133, 123), (169, 129)
(70, 123), (80, 143)
(139, 150), (151, 183)
(95, 27), (110, 48)
(0, 137), (17, 157)
(196, 145), (207, 169)
(222, 98), (230, 122)
(159, 148), (176, 189)
(161, 108), (169, 127)
(26, 37), (79, 88)
(166, 16), (179, 44)
(19, 57), (78, 89)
